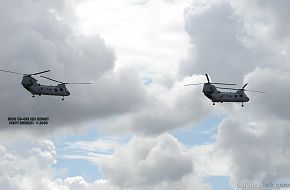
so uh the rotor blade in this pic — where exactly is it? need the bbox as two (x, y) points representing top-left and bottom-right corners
(31, 70), (51, 76)
(216, 87), (240, 90)
(242, 83), (248, 89)
(66, 82), (92, 85)
(41, 76), (92, 84)
(40, 76), (64, 83)
(211, 82), (237, 85)
(216, 86), (265, 93)
(205, 74), (210, 83)
(0, 69), (24, 75)
(184, 83), (204, 86)
(244, 89), (265, 93)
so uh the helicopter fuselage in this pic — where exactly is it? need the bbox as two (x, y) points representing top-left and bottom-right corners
(202, 83), (249, 104)
(185, 74), (264, 107)
(21, 75), (70, 97)
(0, 69), (91, 100)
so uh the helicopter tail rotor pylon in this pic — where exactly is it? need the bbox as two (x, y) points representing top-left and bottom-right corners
(205, 74), (210, 83)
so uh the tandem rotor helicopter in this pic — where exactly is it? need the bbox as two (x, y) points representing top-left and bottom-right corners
(185, 74), (265, 107)
(0, 69), (92, 100)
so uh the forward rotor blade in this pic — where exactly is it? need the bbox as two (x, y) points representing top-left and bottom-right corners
(205, 74), (210, 83)
(31, 70), (51, 76)
(40, 76), (64, 83)
(211, 82), (237, 85)
(0, 69), (24, 75)
(184, 83), (204, 86)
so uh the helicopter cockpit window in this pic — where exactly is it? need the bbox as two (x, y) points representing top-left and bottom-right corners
(240, 94), (243, 97)
(60, 88), (63, 91)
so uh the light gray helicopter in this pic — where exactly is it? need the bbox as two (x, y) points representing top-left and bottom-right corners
(0, 69), (92, 100)
(185, 74), (265, 107)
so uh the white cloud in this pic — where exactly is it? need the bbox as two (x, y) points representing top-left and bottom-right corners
(64, 176), (88, 190)
(216, 117), (290, 184)
(191, 144), (230, 177)
(0, 132), (213, 190)
(0, 0), (147, 133)
(0, 136), (66, 190)
(74, 0), (190, 80)
(2, 0), (290, 189)
(83, 133), (211, 190)
(98, 134), (192, 187)
(179, 0), (255, 83)
(103, 75), (214, 135)
(180, 0), (290, 188)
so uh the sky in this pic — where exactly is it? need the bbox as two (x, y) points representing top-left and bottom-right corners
(0, 0), (290, 189)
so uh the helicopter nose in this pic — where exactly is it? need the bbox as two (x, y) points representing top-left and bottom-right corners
(67, 91), (70, 96)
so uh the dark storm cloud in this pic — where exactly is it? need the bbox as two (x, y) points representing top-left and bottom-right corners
(0, 0), (147, 132)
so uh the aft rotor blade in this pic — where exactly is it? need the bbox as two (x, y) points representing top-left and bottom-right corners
(211, 82), (237, 85)
(0, 69), (24, 75)
(31, 70), (51, 76)
(242, 83), (248, 89)
(184, 83), (204, 86)
(41, 76), (92, 85)
(40, 76), (64, 83)
(245, 89), (265, 93)
(216, 87), (240, 90)
(66, 82), (92, 85)
(205, 74), (210, 83)
(216, 86), (265, 93)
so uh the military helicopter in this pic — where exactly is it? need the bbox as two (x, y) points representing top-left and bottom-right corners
(0, 69), (92, 100)
(185, 74), (265, 107)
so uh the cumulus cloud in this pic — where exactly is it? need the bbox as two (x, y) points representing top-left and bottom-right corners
(104, 75), (214, 135)
(0, 0), (212, 138)
(243, 68), (290, 120)
(2, 0), (290, 189)
(0, 133), (212, 190)
(213, 67), (290, 185)
(179, 0), (255, 83)
(0, 0), (147, 133)
(179, 0), (290, 188)
(216, 117), (290, 184)
(100, 134), (193, 186)
(96, 133), (211, 190)
(0, 136), (64, 190)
